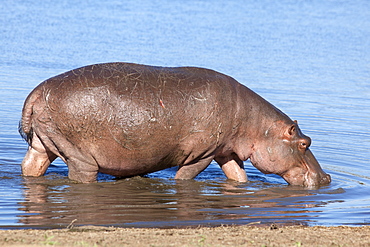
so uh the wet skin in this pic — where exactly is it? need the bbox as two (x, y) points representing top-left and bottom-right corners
(19, 62), (331, 186)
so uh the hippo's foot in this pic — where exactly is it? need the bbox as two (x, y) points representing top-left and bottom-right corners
(174, 156), (214, 180)
(215, 155), (248, 183)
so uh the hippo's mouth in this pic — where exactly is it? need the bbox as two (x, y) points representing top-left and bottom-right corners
(303, 170), (316, 187)
(280, 168), (331, 187)
(304, 171), (331, 187)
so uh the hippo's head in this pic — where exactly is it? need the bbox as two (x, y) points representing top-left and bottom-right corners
(250, 120), (331, 187)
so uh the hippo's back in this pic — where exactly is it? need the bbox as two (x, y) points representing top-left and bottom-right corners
(40, 62), (239, 140)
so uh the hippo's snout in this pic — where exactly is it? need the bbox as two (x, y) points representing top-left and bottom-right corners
(280, 148), (331, 187)
(302, 149), (331, 187)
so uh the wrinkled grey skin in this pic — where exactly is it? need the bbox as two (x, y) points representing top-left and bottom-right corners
(19, 63), (331, 186)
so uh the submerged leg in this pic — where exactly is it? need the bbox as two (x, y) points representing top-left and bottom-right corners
(21, 134), (57, 177)
(215, 155), (248, 183)
(66, 157), (99, 183)
(175, 156), (214, 180)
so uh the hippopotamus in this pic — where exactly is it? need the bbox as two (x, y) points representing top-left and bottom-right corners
(19, 62), (331, 187)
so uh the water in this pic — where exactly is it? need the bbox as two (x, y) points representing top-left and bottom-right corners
(0, 0), (369, 228)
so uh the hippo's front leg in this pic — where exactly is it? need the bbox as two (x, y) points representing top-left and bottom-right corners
(66, 158), (99, 183)
(215, 155), (247, 182)
(175, 156), (214, 180)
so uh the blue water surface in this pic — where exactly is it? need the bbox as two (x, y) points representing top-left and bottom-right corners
(0, 0), (369, 228)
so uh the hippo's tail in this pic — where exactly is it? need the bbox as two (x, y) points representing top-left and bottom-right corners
(19, 89), (42, 144)
(18, 119), (32, 144)
(19, 104), (34, 144)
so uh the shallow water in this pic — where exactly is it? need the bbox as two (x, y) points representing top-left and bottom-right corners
(0, 0), (369, 228)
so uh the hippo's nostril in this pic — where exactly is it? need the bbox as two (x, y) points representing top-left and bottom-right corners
(327, 174), (331, 183)
(321, 174), (331, 184)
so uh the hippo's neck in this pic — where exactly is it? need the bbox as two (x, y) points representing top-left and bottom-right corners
(232, 84), (293, 161)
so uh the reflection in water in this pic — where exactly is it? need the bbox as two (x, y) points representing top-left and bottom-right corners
(19, 174), (337, 228)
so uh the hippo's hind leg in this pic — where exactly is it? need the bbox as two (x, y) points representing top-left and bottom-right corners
(21, 133), (57, 177)
(215, 155), (248, 183)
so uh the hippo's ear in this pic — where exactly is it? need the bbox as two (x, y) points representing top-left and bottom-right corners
(284, 124), (296, 139)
